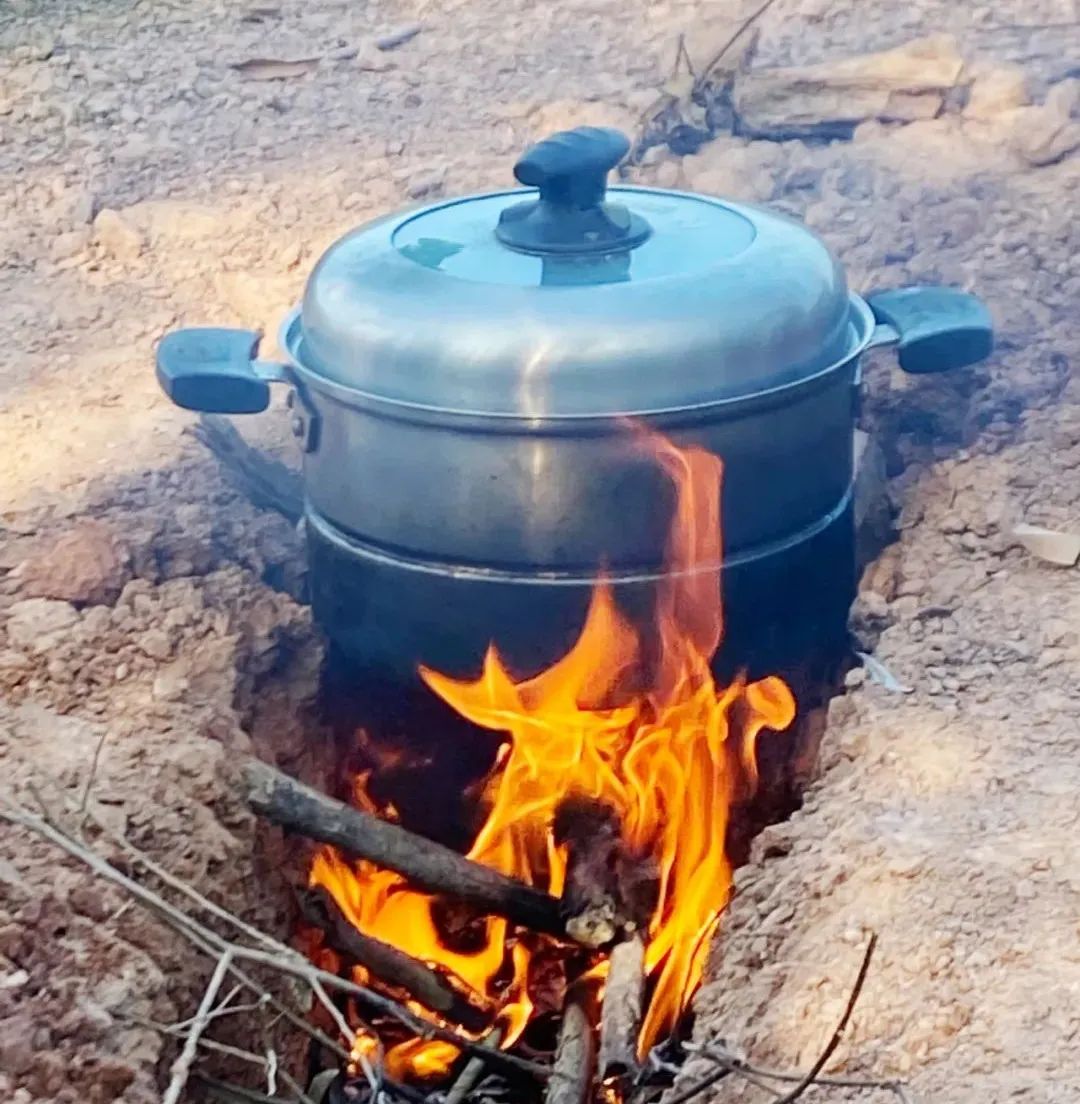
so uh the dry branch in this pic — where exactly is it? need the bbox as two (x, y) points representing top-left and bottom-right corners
(0, 803), (552, 1082)
(192, 414), (304, 523)
(545, 984), (597, 1104)
(244, 759), (566, 939)
(163, 948), (235, 1104)
(300, 886), (490, 1032)
(598, 933), (646, 1087)
(554, 796), (629, 948)
(444, 1026), (505, 1104)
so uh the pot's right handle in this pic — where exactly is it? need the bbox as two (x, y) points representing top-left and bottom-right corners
(156, 327), (290, 414)
(865, 286), (993, 374)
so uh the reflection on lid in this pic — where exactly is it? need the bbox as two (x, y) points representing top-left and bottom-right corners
(540, 252), (632, 287)
(398, 237), (465, 269)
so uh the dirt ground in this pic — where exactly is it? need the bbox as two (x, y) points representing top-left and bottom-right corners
(1, 0), (1079, 1101)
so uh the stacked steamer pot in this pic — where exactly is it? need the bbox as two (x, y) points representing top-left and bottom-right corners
(156, 127), (992, 696)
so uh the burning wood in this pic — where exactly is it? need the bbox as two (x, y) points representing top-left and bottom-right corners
(278, 429), (798, 1090)
(243, 759), (566, 938)
(299, 885), (491, 1033)
(598, 933), (646, 1088)
(545, 982), (598, 1104)
(554, 796), (632, 948)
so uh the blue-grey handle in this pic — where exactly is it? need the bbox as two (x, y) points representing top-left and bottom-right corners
(156, 328), (289, 414)
(513, 126), (629, 206)
(496, 127), (651, 255)
(866, 287), (993, 374)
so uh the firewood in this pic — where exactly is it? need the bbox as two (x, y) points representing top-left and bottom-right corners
(597, 932), (646, 1087)
(243, 759), (567, 939)
(545, 983), (597, 1104)
(299, 886), (491, 1033)
(553, 796), (631, 948)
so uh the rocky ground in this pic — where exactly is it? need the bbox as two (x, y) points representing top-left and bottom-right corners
(2, 0), (1079, 1101)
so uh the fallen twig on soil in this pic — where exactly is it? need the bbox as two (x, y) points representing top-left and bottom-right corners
(0, 802), (552, 1082)
(691, 1042), (914, 1101)
(772, 932), (877, 1104)
(662, 933), (878, 1104)
(244, 758), (567, 939)
(163, 949), (235, 1104)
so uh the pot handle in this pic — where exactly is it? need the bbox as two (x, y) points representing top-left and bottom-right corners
(156, 327), (290, 413)
(865, 287), (993, 374)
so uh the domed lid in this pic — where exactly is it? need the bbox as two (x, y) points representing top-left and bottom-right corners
(287, 128), (862, 418)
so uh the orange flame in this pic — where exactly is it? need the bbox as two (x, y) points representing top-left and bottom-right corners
(310, 428), (795, 1080)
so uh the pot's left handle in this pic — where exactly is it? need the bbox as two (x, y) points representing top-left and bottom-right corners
(156, 327), (290, 414)
(866, 287), (993, 374)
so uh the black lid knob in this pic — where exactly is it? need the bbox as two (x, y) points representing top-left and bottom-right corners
(496, 127), (651, 257)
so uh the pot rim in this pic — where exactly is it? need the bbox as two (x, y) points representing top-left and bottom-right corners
(277, 293), (879, 426)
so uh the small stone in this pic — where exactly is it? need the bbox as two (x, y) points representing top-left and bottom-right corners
(963, 62), (1030, 120)
(1012, 523), (1080, 566)
(1014, 79), (1080, 167)
(406, 167), (446, 200)
(6, 598), (79, 653)
(16, 519), (133, 606)
(844, 665), (867, 689)
(152, 665), (190, 702)
(375, 23), (423, 50)
(92, 207), (145, 260)
(138, 628), (173, 661)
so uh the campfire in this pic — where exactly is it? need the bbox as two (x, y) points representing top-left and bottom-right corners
(297, 428), (796, 1100)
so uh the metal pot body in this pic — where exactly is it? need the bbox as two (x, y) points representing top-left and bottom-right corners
(293, 340), (858, 578)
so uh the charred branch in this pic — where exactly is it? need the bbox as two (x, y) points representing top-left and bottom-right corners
(545, 983), (597, 1104)
(243, 759), (567, 939)
(299, 886), (491, 1033)
(598, 932), (646, 1088)
(554, 794), (659, 949)
(554, 796), (628, 947)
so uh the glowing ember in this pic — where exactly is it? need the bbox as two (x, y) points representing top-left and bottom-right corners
(309, 428), (796, 1081)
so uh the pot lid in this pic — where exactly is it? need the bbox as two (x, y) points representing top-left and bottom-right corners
(292, 127), (857, 418)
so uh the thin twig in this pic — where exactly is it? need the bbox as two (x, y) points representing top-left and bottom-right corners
(689, 1042), (909, 1095)
(694, 1043), (913, 1096)
(78, 728), (110, 816)
(163, 948), (235, 1104)
(444, 1025), (505, 1104)
(1, 804), (551, 1081)
(693, 0), (775, 93)
(771, 933), (878, 1104)
(88, 808), (292, 954)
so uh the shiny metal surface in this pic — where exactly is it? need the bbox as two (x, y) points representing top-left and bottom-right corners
(282, 299), (867, 571)
(296, 188), (852, 416)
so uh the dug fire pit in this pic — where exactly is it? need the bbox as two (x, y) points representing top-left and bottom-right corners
(157, 126), (993, 1102)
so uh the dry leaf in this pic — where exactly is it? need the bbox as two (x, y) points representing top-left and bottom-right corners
(231, 57), (320, 81)
(1012, 523), (1080, 567)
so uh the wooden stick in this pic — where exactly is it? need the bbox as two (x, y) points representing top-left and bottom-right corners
(243, 759), (566, 939)
(545, 984), (597, 1104)
(444, 1025), (504, 1104)
(598, 933), (646, 1086)
(0, 804), (551, 1081)
(300, 886), (490, 1032)
(554, 796), (627, 948)
(163, 948), (234, 1104)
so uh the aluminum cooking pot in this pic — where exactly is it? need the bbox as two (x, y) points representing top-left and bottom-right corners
(156, 127), (992, 685)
